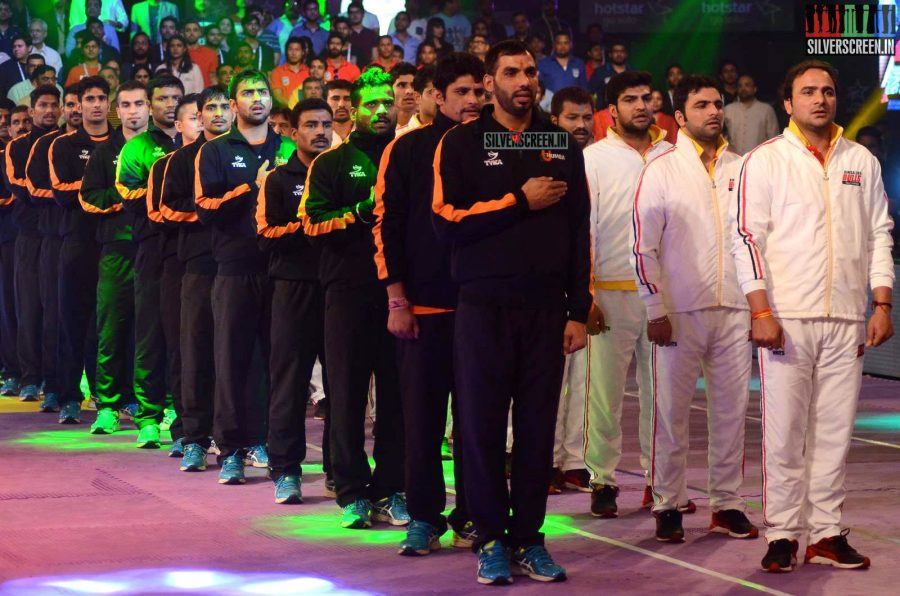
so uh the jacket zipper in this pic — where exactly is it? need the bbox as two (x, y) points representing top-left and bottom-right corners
(822, 166), (833, 317)
(710, 177), (724, 306)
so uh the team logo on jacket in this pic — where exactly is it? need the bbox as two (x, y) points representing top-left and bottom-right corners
(572, 68), (580, 78)
(540, 150), (565, 162)
(79, 149), (91, 161)
(484, 151), (503, 166)
(293, 184), (304, 197)
(349, 164), (367, 178)
(152, 146), (165, 158)
(842, 170), (862, 186)
(231, 155), (247, 168)
(728, 178), (735, 191)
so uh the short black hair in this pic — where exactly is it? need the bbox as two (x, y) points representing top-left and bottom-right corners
(160, 15), (178, 28)
(26, 53), (45, 64)
(75, 29), (99, 46)
(433, 52), (485, 95)
(350, 67), (393, 107)
(719, 59), (738, 74)
(63, 84), (79, 98)
(198, 84), (228, 111)
(228, 69), (270, 100)
(553, 30), (571, 41)
(116, 80), (148, 105)
(605, 70), (653, 107)
(290, 97), (333, 128)
(325, 79), (353, 95)
(673, 74), (721, 115)
(30, 84), (60, 108)
(327, 32), (343, 45)
(303, 77), (323, 90)
(551, 86), (594, 117)
(270, 106), (292, 120)
(29, 65), (55, 82)
(76, 75), (110, 99)
(412, 64), (436, 94)
(285, 35), (306, 52)
(389, 62), (417, 82)
(175, 93), (200, 120)
(0, 98), (14, 112)
(485, 40), (533, 77)
(782, 59), (838, 102)
(147, 74), (185, 99)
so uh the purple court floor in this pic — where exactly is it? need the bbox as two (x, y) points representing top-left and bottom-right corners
(1, 370), (899, 595)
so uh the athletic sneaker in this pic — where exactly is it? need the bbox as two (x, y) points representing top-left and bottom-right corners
(90, 408), (120, 434)
(159, 408), (177, 432)
(324, 478), (336, 498)
(548, 468), (563, 495)
(274, 474), (303, 504)
(804, 529), (871, 569)
(452, 521), (478, 549)
(512, 545), (567, 582)
(180, 444), (208, 471)
(136, 424), (161, 449)
(245, 444), (269, 468)
(477, 540), (512, 585)
(710, 509), (759, 539)
(641, 485), (654, 509)
(119, 403), (138, 420)
(562, 468), (591, 492)
(440, 437), (453, 460)
(58, 401), (81, 424)
(168, 437), (184, 458)
(654, 509), (684, 542)
(398, 520), (442, 556)
(18, 384), (39, 402)
(590, 485), (619, 518)
(341, 498), (373, 529)
(373, 492), (411, 526)
(0, 377), (19, 396)
(208, 440), (221, 455)
(313, 398), (328, 420)
(39, 393), (59, 413)
(679, 500), (697, 514)
(761, 538), (799, 573)
(218, 453), (246, 484)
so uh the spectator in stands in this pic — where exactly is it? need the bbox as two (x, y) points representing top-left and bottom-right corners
(585, 42), (604, 84)
(0, 0), (19, 57)
(538, 31), (588, 93)
(476, 0), (509, 44)
(290, 0), (329, 57)
(184, 20), (218, 87)
(156, 35), (204, 94)
(373, 35), (400, 71)
(436, 0), (471, 51)
(67, 0), (120, 54)
(241, 13), (277, 73)
(533, 0), (573, 47)
(324, 33), (360, 82)
(346, 0), (379, 32)
(68, 0), (129, 34)
(66, 33), (103, 86)
(660, 63), (682, 115)
(270, 36), (309, 108)
(308, 56), (326, 80)
(722, 74), (779, 155)
(9, 104), (30, 136)
(347, 2), (379, 67)
(301, 76), (323, 100)
(579, 23), (604, 60)
(391, 62), (418, 132)
(122, 32), (156, 81)
(8, 64), (60, 106)
(132, 64), (153, 86)
(204, 25), (228, 66)
(589, 40), (631, 103)
(28, 19), (62, 74)
(424, 18), (452, 61)
(510, 12), (530, 44)
(269, 105), (292, 135)
(325, 78), (353, 145)
(5, 54), (44, 102)
(467, 34), (489, 62)
(149, 16), (179, 64)
(718, 60), (739, 104)
(268, 0), (304, 56)
(86, 17), (122, 62)
(217, 16), (238, 56)
(233, 42), (256, 74)
(525, 34), (546, 62)
(130, 0), (180, 45)
(0, 34), (29, 98)
(416, 42), (438, 69)
(215, 62), (233, 87)
(650, 89), (665, 114)
(391, 12), (420, 65)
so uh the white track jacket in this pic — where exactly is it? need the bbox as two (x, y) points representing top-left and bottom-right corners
(631, 130), (746, 320)
(731, 121), (894, 321)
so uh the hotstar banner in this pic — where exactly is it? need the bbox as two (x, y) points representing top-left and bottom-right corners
(580, 1), (795, 33)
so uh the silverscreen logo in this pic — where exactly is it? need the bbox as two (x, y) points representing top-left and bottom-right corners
(483, 132), (569, 150)
(805, 2), (897, 55)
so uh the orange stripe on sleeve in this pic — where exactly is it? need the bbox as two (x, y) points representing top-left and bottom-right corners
(371, 136), (398, 280)
(78, 192), (123, 214)
(255, 170), (301, 237)
(49, 133), (82, 192)
(304, 211), (356, 236)
(146, 159), (165, 224)
(4, 136), (27, 188)
(431, 135), (516, 222)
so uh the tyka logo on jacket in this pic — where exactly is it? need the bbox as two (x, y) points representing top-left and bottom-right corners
(484, 151), (503, 166)
(842, 170), (862, 186)
(349, 164), (367, 178)
(79, 149), (91, 161)
(231, 155), (247, 168)
(293, 184), (304, 197)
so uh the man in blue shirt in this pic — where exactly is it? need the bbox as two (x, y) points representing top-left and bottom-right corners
(290, 0), (330, 57)
(537, 31), (587, 94)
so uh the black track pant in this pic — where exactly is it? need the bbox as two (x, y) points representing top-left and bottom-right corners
(0, 241), (19, 379)
(39, 235), (61, 394)
(57, 239), (99, 406)
(325, 285), (403, 508)
(133, 238), (167, 428)
(398, 312), (468, 532)
(211, 273), (270, 457)
(267, 279), (324, 479)
(160, 254), (184, 441)
(180, 270), (215, 449)
(14, 235), (42, 387)
(95, 241), (136, 410)
(454, 301), (566, 550)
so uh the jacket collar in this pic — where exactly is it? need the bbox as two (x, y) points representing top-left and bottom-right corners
(224, 124), (282, 152)
(605, 124), (668, 154)
(785, 119), (843, 166)
(75, 124), (112, 144)
(676, 129), (728, 176)
(432, 110), (457, 136)
(349, 129), (395, 152)
(147, 122), (177, 149)
(479, 103), (549, 133)
(283, 151), (309, 174)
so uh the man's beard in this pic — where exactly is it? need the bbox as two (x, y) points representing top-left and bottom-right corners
(494, 86), (534, 117)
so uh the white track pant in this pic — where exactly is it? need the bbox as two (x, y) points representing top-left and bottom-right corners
(650, 307), (751, 513)
(759, 318), (864, 544)
(584, 289), (653, 487)
(554, 349), (587, 470)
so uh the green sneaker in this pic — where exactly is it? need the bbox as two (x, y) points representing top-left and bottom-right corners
(136, 424), (161, 449)
(160, 408), (177, 431)
(90, 408), (120, 434)
(341, 498), (373, 529)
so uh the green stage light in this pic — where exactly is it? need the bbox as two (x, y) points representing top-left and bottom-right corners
(855, 413), (900, 432)
(9, 429), (143, 452)
(253, 510), (406, 546)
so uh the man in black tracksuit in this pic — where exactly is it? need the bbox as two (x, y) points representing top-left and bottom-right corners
(301, 68), (406, 529)
(194, 70), (294, 484)
(373, 54), (484, 554)
(431, 41), (591, 584)
(0, 145), (19, 396)
(5, 85), (61, 404)
(257, 98), (332, 504)
(48, 76), (111, 423)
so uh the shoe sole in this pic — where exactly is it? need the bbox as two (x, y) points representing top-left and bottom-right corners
(563, 482), (592, 493)
(324, 489), (337, 499)
(137, 442), (161, 449)
(372, 513), (410, 526)
(398, 541), (441, 556)
(19, 397), (38, 402)
(341, 520), (372, 529)
(90, 427), (118, 435)
(709, 525), (760, 539)
(805, 555), (870, 569)
(59, 417), (80, 424)
(218, 477), (246, 485)
(168, 451), (183, 458)
(762, 562), (794, 573)
(678, 502), (697, 514)
(477, 575), (512, 585)
(180, 464), (207, 472)
(275, 494), (304, 505)
(590, 509), (618, 519)
(40, 406), (59, 413)
(513, 565), (566, 582)
(452, 535), (474, 549)
(655, 532), (685, 543)
(245, 461), (269, 468)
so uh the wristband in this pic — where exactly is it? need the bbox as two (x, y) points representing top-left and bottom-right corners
(354, 203), (371, 224)
(388, 297), (409, 311)
(873, 301), (893, 312)
(648, 316), (668, 325)
(751, 309), (773, 321)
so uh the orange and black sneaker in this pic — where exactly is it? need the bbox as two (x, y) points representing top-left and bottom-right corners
(761, 539), (799, 573)
(562, 468), (592, 493)
(678, 500), (697, 514)
(654, 509), (684, 542)
(805, 530), (871, 570)
(641, 486), (653, 509)
(548, 468), (563, 495)
(709, 509), (759, 539)
(590, 485), (619, 518)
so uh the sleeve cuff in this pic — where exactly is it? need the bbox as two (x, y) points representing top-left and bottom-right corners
(870, 276), (895, 291)
(740, 279), (768, 295)
(644, 295), (667, 321)
(513, 188), (529, 211)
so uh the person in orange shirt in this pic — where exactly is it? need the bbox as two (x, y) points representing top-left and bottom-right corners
(371, 35), (399, 71)
(324, 33), (361, 83)
(65, 33), (103, 87)
(592, 106), (677, 144)
(184, 21), (218, 88)
(270, 36), (310, 108)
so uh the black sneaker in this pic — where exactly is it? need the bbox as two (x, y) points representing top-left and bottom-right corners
(761, 538), (799, 573)
(654, 509), (684, 542)
(314, 398), (328, 420)
(709, 509), (759, 539)
(804, 529), (871, 569)
(590, 485), (619, 518)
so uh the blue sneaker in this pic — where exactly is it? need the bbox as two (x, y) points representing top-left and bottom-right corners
(160, 408), (176, 431)
(512, 545), (567, 582)
(1, 377), (20, 396)
(341, 498), (373, 529)
(39, 393), (60, 412)
(218, 453), (246, 484)
(373, 492), (411, 526)
(180, 443), (208, 471)
(452, 521), (478, 549)
(119, 403), (138, 419)
(245, 444), (269, 468)
(477, 540), (513, 585)
(274, 474), (303, 504)
(58, 401), (81, 424)
(18, 384), (39, 402)
(168, 437), (184, 458)
(398, 520), (443, 556)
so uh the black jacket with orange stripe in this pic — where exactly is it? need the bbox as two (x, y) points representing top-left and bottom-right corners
(195, 126), (294, 276)
(5, 126), (55, 237)
(0, 146), (14, 244)
(159, 137), (216, 274)
(301, 130), (393, 289)
(256, 151), (319, 281)
(48, 126), (109, 241)
(432, 104), (592, 323)
(372, 111), (457, 311)
(79, 129), (133, 244)
(146, 152), (175, 258)
(25, 128), (67, 237)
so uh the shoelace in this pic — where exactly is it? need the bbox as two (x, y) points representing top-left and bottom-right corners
(519, 546), (553, 567)
(407, 521), (433, 541)
(831, 529), (855, 555)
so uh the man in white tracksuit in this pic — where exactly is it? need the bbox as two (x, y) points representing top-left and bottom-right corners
(583, 71), (672, 518)
(732, 60), (893, 573)
(631, 75), (758, 543)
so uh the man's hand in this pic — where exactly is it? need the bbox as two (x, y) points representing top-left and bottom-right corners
(255, 159), (271, 187)
(388, 307), (419, 340)
(647, 316), (674, 346)
(867, 308), (894, 347)
(521, 176), (567, 211)
(563, 320), (587, 354)
(751, 317), (784, 350)
(586, 302), (606, 335)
